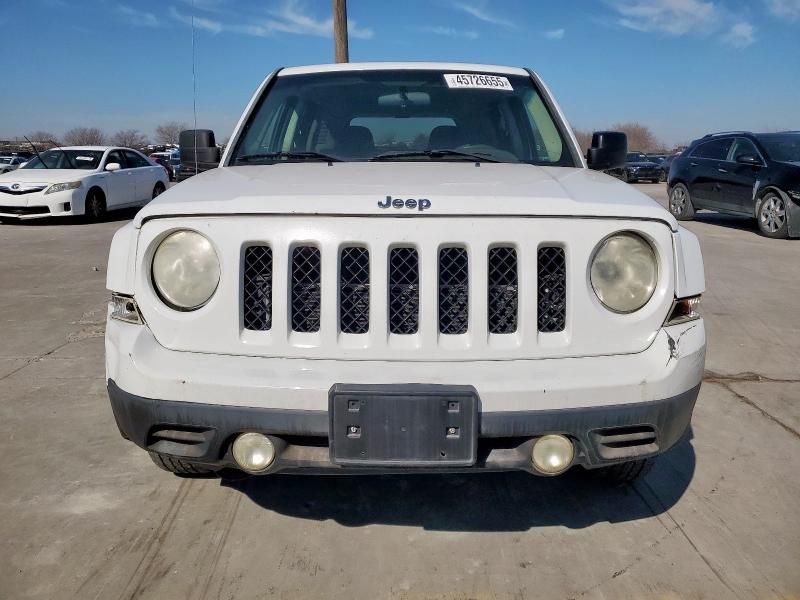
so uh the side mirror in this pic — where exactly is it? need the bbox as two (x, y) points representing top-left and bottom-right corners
(586, 131), (627, 171)
(736, 154), (761, 166)
(105, 162), (121, 172)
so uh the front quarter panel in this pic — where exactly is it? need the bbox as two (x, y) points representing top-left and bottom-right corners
(672, 226), (705, 298)
(107, 222), (138, 294)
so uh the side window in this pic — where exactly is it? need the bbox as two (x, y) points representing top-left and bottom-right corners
(124, 151), (149, 168)
(106, 151), (125, 168)
(729, 138), (760, 162)
(523, 89), (563, 162)
(690, 138), (733, 160)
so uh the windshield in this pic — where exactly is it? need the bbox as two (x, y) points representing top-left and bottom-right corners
(230, 70), (575, 166)
(23, 149), (104, 170)
(627, 153), (647, 162)
(0, 157), (11, 164)
(757, 133), (800, 162)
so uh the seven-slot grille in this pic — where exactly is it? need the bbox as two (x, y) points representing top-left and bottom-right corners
(242, 244), (566, 336)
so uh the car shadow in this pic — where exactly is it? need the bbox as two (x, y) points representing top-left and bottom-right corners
(0, 207), (140, 226)
(693, 211), (759, 235)
(219, 429), (695, 532)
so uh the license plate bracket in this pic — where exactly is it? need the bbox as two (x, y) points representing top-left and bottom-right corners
(329, 384), (479, 467)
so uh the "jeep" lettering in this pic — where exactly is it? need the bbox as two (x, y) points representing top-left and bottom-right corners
(377, 196), (431, 211)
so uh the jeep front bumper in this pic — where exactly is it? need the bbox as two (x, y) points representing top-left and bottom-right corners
(106, 319), (705, 474)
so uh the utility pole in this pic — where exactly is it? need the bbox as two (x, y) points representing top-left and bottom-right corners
(333, 0), (349, 63)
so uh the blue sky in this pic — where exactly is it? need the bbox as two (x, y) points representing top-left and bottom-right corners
(2, 0), (798, 146)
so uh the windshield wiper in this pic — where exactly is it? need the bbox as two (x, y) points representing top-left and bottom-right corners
(23, 136), (49, 169)
(369, 149), (502, 163)
(236, 151), (342, 163)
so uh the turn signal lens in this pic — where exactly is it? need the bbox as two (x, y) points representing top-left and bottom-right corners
(665, 295), (701, 326)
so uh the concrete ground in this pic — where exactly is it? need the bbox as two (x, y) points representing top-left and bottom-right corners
(0, 184), (798, 599)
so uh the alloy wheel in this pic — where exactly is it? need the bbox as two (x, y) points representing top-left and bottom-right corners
(670, 186), (686, 215)
(759, 195), (786, 233)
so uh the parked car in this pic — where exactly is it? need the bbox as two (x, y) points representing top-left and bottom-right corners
(668, 131), (800, 238)
(608, 152), (662, 183)
(0, 155), (28, 174)
(149, 155), (174, 181)
(106, 62), (705, 484)
(0, 146), (168, 220)
(657, 153), (680, 182)
(169, 152), (181, 180)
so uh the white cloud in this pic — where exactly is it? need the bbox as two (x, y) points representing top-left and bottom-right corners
(723, 22), (755, 48)
(544, 28), (565, 40)
(451, 1), (514, 28)
(118, 4), (161, 28)
(765, 0), (800, 19)
(610, 0), (717, 35)
(417, 26), (479, 39)
(607, 0), (756, 48)
(169, 6), (223, 33)
(170, 1), (373, 40)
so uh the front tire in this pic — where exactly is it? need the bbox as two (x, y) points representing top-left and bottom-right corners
(592, 458), (652, 484)
(149, 451), (215, 476)
(756, 191), (789, 239)
(152, 181), (166, 199)
(659, 170), (667, 183)
(84, 189), (106, 222)
(669, 183), (695, 220)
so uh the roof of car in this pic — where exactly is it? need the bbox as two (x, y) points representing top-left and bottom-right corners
(279, 62), (530, 76)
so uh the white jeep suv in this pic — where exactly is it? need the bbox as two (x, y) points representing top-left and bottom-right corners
(106, 63), (705, 483)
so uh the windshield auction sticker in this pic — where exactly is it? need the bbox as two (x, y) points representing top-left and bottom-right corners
(444, 74), (513, 90)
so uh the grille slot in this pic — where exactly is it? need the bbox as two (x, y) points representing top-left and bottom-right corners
(487, 247), (518, 334)
(242, 246), (273, 331)
(591, 425), (658, 460)
(389, 248), (419, 334)
(537, 247), (566, 332)
(439, 247), (469, 334)
(340, 247), (370, 334)
(291, 246), (322, 333)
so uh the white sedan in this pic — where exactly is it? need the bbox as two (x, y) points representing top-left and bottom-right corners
(0, 146), (168, 221)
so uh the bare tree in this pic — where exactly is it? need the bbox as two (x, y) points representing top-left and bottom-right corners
(610, 122), (660, 153)
(154, 121), (187, 145)
(28, 131), (59, 145)
(63, 127), (106, 146)
(110, 129), (149, 149)
(572, 129), (594, 153)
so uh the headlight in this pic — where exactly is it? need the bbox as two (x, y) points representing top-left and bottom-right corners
(151, 230), (220, 310)
(590, 232), (658, 313)
(44, 180), (81, 195)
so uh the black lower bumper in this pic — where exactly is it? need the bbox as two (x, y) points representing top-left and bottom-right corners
(107, 380), (700, 474)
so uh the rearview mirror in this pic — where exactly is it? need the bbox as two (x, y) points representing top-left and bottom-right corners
(105, 162), (121, 172)
(586, 131), (627, 171)
(736, 154), (761, 166)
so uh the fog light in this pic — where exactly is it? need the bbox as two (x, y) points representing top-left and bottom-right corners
(232, 433), (276, 473)
(531, 434), (574, 475)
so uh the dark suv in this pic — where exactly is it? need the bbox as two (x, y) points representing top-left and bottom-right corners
(668, 131), (800, 238)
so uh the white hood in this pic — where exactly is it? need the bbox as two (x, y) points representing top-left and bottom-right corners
(135, 162), (677, 230)
(0, 169), (95, 185)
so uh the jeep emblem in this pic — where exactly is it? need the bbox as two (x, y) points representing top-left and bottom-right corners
(378, 196), (431, 211)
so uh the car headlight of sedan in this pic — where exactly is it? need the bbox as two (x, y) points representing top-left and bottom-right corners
(44, 180), (81, 195)
(590, 232), (658, 313)
(151, 230), (220, 310)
